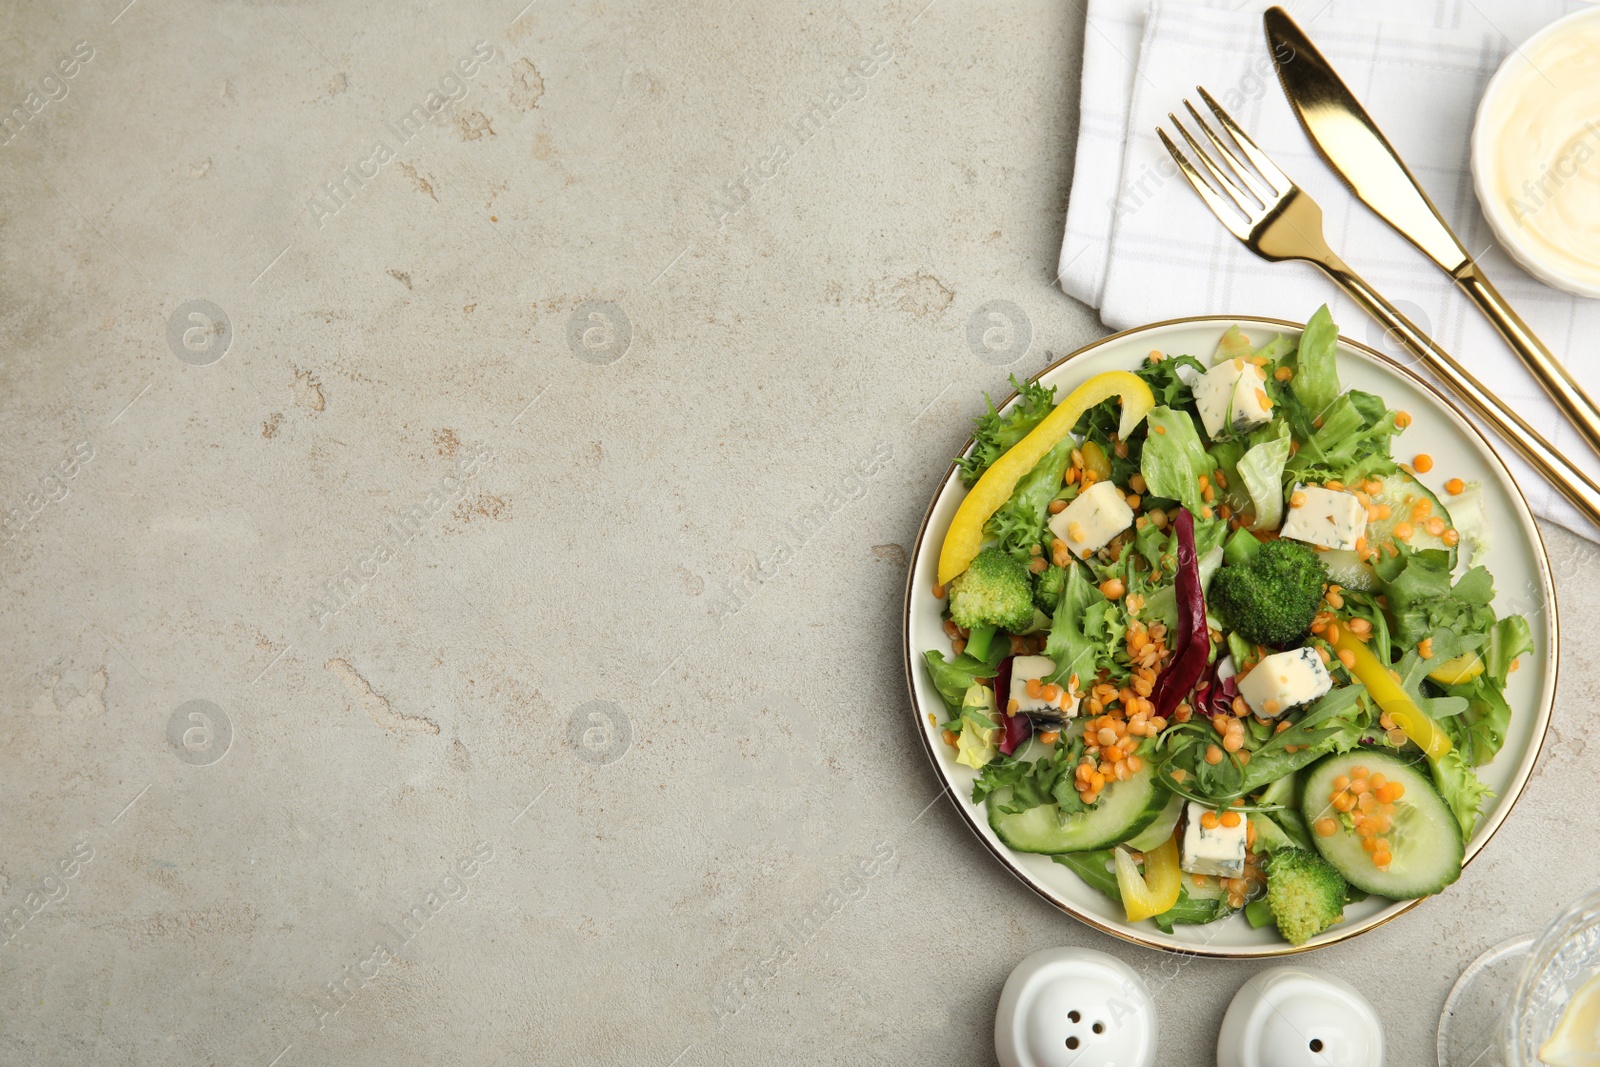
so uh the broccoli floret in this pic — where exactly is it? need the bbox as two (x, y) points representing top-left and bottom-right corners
(1033, 564), (1068, 612)
(1208, 538), (1325, 646)
(948, 548), (1034, 632)
(1265, 848), (1349, 946)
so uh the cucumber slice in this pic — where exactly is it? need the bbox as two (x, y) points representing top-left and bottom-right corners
(988, 768), (1168, 854)
(1301, 750), (1463, 898)
(1181, 874), (1230, 901)
(1316, 471), (1453, 590)
(1124, 793), (1185, 852)
(1318, 549), (1377, 593)
(1366, 471), (1455, 561)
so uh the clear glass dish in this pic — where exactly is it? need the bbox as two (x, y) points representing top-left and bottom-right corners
(1439, 887), (1600, 1066)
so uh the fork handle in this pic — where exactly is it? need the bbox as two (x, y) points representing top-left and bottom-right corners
(1318, 253), (1600, 530)
(1453, 260), (1600, 463)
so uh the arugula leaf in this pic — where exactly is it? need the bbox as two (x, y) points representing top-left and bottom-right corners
(1289, 304), (1340, 416)
(955, 375), (1056, 487)
(1388, 624), (1512, 768)
(1415, 626), (1482, 667)
(1053, 850), (1121, 895)
(1171, 685), (1369, 802)
(1140, 407), (1217, 513)
(921, 643), (1006, 713)
(1153, 892), (1231, 932)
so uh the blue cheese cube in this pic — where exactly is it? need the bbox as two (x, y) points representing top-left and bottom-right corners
(1237, 647), (1332, 718)
(1047, 480), (1133, 559)
(1180, 801), (1246, 878)
(1193, 358), (1273, 438)
(1281, 484), (1367, 549)
(1008, 655), (1079, 720)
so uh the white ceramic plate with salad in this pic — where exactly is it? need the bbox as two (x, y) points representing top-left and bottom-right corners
(904, 313), (1556, 957)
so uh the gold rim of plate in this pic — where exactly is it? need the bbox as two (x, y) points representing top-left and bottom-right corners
(900, 314), (1559, 958)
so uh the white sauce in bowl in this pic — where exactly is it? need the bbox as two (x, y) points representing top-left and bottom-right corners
(1474, 8), (1600, 297)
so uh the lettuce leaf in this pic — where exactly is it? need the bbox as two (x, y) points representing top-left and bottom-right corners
(1139, 407), (1217, 514)
(1289, 304), (1340, 417)
(1485, 615), (1534, 687)
(1215, 325), (1253, 364)
(954, 684), (1001, 769)
(1072, 354), (1209, 489)
(1285, 390), (1400, 484)
(1440, 685), (1511, 767)
(1252, 333), (1293, 364)
(1249, 811), (1312, 853)
(972, 738), (1088, 815)
(1043, 564), (1123, 689)
(1236, 420), (1292, 529)
(1373, 545), (1497, 648)
(1450, 482), (1493, 566)
(955, 375), (1056, 487)
(985, 437), (1075, 565)
(1436, 616), (1532, 766)
(1429, 747), (1492, 836)
(922, 642), (1006, 713)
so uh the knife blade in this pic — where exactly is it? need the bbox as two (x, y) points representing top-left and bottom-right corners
(1263, 5), (1600, 466)
(1263, 5), (1470, 273)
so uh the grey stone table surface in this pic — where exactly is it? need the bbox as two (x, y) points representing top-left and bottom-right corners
(2, 1), (1597, 1064)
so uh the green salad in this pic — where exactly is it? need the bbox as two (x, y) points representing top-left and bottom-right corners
(923, 308), (1533, 946)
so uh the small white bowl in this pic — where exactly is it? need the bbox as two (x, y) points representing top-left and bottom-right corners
(1472, 5), (1600, 300)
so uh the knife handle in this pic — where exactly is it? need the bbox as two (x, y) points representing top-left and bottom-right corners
(1452, 260), (1600, 463)
(1318, 252), (1600, 530)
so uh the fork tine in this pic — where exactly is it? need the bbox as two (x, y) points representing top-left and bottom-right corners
(1196, 86), (1292, 190)
(1157, 128), (1251, 239)
(1168, 114), (1256, 215)
(1182, 99), (1273, 205)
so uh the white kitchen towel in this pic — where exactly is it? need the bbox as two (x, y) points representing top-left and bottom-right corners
(1058, 0), (1600, 539)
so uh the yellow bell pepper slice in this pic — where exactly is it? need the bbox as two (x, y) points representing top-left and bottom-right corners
(938, 371), (1155, 585)
(1332, 629), (1452, 760)
(1427, 651), (1484, 686)
(1114, 837), (1181, 923)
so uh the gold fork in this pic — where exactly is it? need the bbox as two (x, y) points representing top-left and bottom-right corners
(1159, 88), (1600, 529)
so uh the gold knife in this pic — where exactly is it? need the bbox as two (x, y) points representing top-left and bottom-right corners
(1264, 5), (1600, 463)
